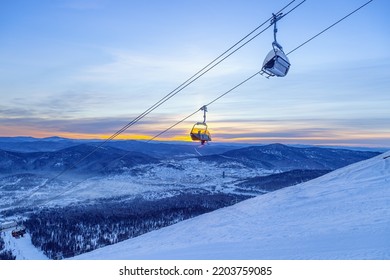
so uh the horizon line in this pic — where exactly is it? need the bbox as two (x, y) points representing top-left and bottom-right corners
(0, 135), (389, 151)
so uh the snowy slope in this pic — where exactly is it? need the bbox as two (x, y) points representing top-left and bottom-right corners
(1, 231), (48, 260)
(73, 151), (390, 260)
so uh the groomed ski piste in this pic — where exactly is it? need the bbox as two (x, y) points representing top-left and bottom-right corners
(69, 151), (390, 260)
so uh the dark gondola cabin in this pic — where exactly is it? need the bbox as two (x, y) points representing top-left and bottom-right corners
(262, 48), (290, 77)
(261, 12), (291, 78)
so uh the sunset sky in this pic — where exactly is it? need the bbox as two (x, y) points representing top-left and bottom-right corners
(1, 0), (389, 147)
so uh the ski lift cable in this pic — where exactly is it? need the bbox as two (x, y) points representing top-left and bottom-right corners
(147, 110), (202, 143)
(1, 1), (304, 213)
(144, 0), (375, 142)
(72, 0), (302, 144)
(31, 0), (304, 186)
(286, 0), (374, 56)
(148, 70), (262, 142)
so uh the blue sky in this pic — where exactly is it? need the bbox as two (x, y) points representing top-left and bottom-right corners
(0, 0), (389, 147)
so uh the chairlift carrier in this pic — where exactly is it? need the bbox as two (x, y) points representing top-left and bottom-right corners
(190, 106), (211, 145)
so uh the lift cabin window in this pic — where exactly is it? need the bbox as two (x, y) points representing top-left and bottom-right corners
(262, 49), (290, 77)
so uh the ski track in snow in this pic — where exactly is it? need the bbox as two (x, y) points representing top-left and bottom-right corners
(72, 151), (390, 260)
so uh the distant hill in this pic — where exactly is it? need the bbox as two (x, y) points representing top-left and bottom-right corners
(0, 136), (244, 157)
(199, 143), (380, 170)
(0, 144), (158, 176)
(235, 169), (331, 193)
(0, 137), (82, 152)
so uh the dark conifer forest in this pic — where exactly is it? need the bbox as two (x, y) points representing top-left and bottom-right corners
(25, 193), (250, 259)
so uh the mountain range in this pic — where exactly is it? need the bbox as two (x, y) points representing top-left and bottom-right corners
(0, 137), (386, 260)
(0, 138), (381, 210)
(0, 144), (158, 177)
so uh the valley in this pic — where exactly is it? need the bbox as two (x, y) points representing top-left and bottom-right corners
(0, 137), (383, 259)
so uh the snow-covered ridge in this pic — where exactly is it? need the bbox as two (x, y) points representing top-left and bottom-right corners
(73, 151), (390, 260)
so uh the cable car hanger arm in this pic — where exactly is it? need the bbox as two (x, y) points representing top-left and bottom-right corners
(271, 12), (284, 51)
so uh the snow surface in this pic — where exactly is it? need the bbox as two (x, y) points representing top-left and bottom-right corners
(35, 159), (272, 206)
(1, 230), (48, 260)
(72, 151), (390, 260)
(0, 158), (274, 209)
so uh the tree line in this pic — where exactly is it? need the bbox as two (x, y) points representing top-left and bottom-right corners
(0, 233), (16, 260)
(25, 192), (250, 259)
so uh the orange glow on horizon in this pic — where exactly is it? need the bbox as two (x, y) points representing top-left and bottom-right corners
(1, 125), (389, 148)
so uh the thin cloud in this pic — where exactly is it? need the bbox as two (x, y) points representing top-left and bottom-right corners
(77, 48), (245, 85)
